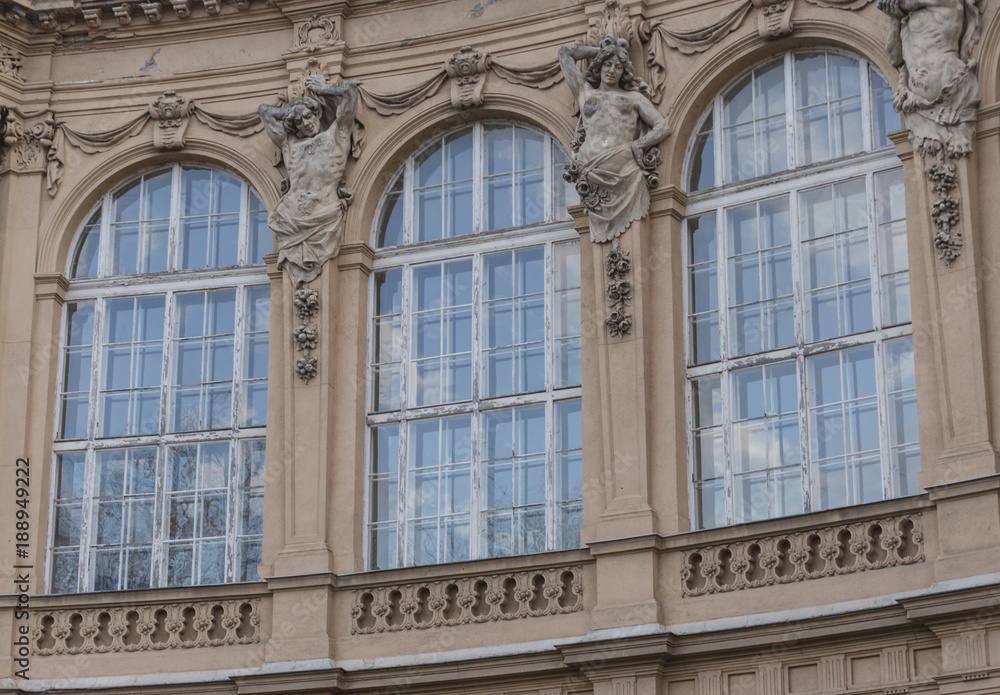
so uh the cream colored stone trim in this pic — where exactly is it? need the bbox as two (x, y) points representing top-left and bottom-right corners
(681, 514), (925, 596)
(351, 565), (584, 634)
(32, 597), (261, 655)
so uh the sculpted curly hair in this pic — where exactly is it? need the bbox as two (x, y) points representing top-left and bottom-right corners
(585, 35), (645, 93)
(283, 96), (323, 136)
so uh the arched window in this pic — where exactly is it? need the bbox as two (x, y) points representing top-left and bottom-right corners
(367, 123), (582, 570)
(684, 50), (919, 529)
(51, 164), (270, 593)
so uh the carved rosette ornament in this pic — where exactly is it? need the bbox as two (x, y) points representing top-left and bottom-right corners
(293, 289), (320, 384)
(149, 91), (191, 149)
(446, 46), (492, 109)
(878, 0), (981, 264)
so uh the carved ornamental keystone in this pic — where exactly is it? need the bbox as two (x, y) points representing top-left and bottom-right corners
(446, 46), (491, 109)
(149, 91), (191, 149)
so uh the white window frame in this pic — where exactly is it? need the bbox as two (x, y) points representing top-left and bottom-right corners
(682, 49), (915, 529)
(49, 164), (270, 593)
(365, 122), (583, 570)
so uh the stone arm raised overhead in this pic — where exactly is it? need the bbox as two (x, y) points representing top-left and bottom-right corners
(558, 45), (600, 104)
(257, 103), (289, 148)
(304, 77), (359, 133)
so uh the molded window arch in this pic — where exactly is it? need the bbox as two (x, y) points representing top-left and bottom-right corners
(50, 164), (270, 593)
(366, 122), (583, 570)
(682, 50), (919, 530)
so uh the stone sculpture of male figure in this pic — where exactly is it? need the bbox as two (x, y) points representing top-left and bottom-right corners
(258, 75), (359, 287)
(878, 0), (981, 158)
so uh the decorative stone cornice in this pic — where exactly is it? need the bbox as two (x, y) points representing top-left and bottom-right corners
(681, 513), (925, 596)
(351, 565), (584, 634)
(32, 597), (261, 655)
(0, 0), (256, 34)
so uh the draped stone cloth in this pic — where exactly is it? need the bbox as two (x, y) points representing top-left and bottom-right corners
(269, 195), (345, 288)
(573, 144), (649, 243)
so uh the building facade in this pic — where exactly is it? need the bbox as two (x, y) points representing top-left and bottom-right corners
(1, 0), (1000, 693)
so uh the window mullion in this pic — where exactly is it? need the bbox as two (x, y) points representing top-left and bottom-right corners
(874, 338), (894, 500)
(714, 96), (724, 187)
(404, 158), (414, 246)
(96, 193), (110, 279)
(90, 298), (106, 442)
(473, 123), (484, 234)
(785, 53), (796, 171)
(151, 443), (166, 588)
(860, 60), (875, 153)
(867, 172), (884, 331)
(721, 362), (735, 526)
(225, 440), (238, 584)
(397, 416), (409, 569)
(545, 396), (555, 551)
(797, 352), (811, 514)
(237, 182), (250, 267)
(232, 284), (246, 433)
(169, 164), (183, 272)
(543, 135), (553, 223)
(470, 409), (482, 561)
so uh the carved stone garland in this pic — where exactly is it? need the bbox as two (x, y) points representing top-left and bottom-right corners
(604, 246), (633, 338)
(293, 288), (319, 384)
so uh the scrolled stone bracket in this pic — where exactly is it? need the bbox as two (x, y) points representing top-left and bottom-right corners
(604, 245), (633, 339)
(293, 288), (319, 384)
(681, 513), (924, 596)
(351, 565), (584, 634)
(32, 597), (260, 655)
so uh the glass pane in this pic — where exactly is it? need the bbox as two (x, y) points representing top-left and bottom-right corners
(444, 130), (473, 181)
(72, 226), (100, 278)
(485, 124), (514, 175)
(181, 168), (212, 216)
(688, 123), (715, 191)
(144, 170), (173, 219)
(796, 52), (828, 107)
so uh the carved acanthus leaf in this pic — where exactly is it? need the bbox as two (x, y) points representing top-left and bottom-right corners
(588, 0), (634, 47)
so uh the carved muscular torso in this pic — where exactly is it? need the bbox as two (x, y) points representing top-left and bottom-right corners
(282, 125), (351, 216)
(578, 85), (640, 160)
(899, 0), (966, 99)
